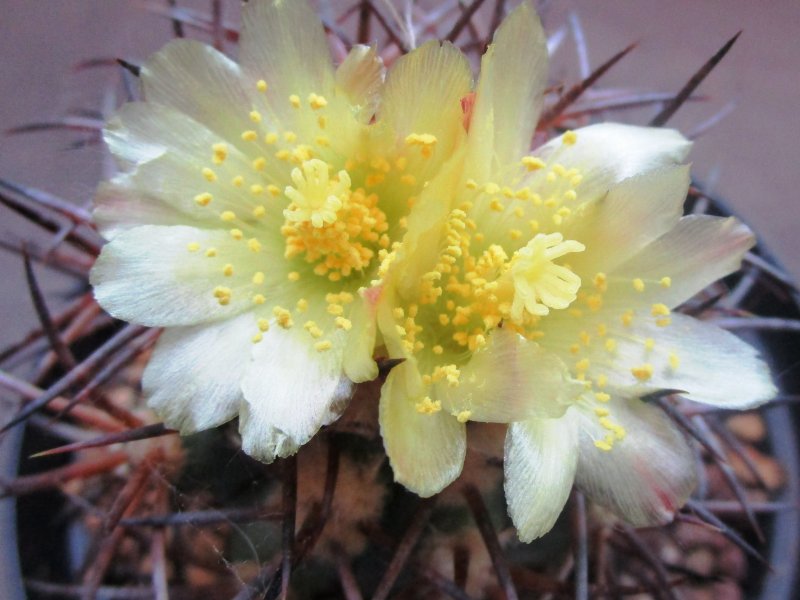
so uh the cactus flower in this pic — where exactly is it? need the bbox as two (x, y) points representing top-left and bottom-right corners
(90, 0), (474, 461)
(372, 3), (776, 538)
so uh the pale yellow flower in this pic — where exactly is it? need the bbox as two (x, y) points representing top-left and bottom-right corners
(372, 2), (776, 538)
(90, 0), (474, 462)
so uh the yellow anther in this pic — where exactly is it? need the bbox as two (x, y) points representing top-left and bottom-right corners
(212, 142), (228, 164)
(220, 211), (236, 222)
(656, 317), (671, 327)
(597, 323), (608, 336)
(596, 375), (608, 388)
(205, 247), (217, 257)
(484, 182), (500, 195)
(273, 306), (293, 328)
(521, 156), (546, 171)
(644, 337), (655, 350)
(605, 339), (617, 352)
(594, 439), (613, 451)
(404, 133), (437, 157)
(334, 317), (352, 330)
(489, 199), (505, 212)
(252, 294), (266, 305)
(232, 176), (245, 187)
(317, 115), (327, 129)
(529, 219), (540, 232)
(252, 157), (267, 172)
(202, 167), (217, 182)
(315, 136), (330, 147)
(562, 130), (577, 145)
(284, 131), (297, 143)
(632, 278), (645, 292)
(651, 303), (670, 317)
(242, 130), (258, 141)
(392, 307), (405, 319)
(569, 344), (580, 355)
(296, 298), (308, 312)
(289, 94), (301, 108)
(456, 410), (472, 423)
(249, 110), (262, 123)
(564, 189), (577, 201)
(593, 272), (608, 292)
(432, 345), (444, 355)
(415, 397), (442, 415)
(465, 179), (478, 190)
(247, 238), (262, 253)
(509, 229), (522, 240)
(288, 272), (300, 282)
(631, 364), (654, 381)
(186, 242), (201, 252)
(257, 318), (270, 332)
(660, 276), (672, 288)
(308, 93), (328, 109)
(252, 272), (265, 285)
(256, 79), (268, 92)
(669, 352), (680, 370)
(595, 407), (610, 417)
(621, 310), (634, 326)
(194, 192), (213, 206)
(315, 340), (333, 352)
(253, 205), (267, 218)
(400, 174), (416, 186)
(327, 303), (344, 316)
(267, 184), (281, 196)
(265, 132), (279, 145)
(575, 358), (590, 372)
(249, 184), (264, 196)
(595, 392), (611, 403)
(579, 331), (591, 345)
(213, 286), (232, 305)
(223, 263), (234, 277)
(252, 332), (263, 343)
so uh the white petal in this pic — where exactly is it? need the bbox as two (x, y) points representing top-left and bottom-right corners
(239, 0), (335, 115)
(239, 326), (353, 463)
(466, 1), (548, 178)
(144, 313), (255, 434)
(505, 417), (578, 541)
(141, 40), (255, 149)
(379, 360), (466, 497)
(341, 295), (378, 383)
(534, 123), (691, 204)
(379, 40), (472, 176)
(566, 165), (691, 277)
(591, 314), (776, 409)
(335, 44), (385, 123)
(100, 102), (284, 235)
(610, 215), (755, 308)
(94, 176), (188, 240)
(574, 394), (696, 526)
(91, 225), (256, 327)
(438, 328), (581, 422)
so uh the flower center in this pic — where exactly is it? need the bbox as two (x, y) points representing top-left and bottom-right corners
(507, 232), (585, 323)
(281, 159), (390, 281)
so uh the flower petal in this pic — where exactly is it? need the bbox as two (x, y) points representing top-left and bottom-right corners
(379, 360), (466, 497)
(504, 417), (578, 542)
(379, 39), (472, 175)
(141, 40), (255, 149)
(565, 164), (691, 277)
(100, 102), (285, 236)
(239, 0), (335, 107)
(592, 314), (776, 408)
(341, 295), (378, 383)
(574, 394), (696, 526)
(91, 225), (258, 327)
(438, 328), (581, 422)
(610, 215), (755, 308)
(466, 1), (548, 178)
(335, 44), (385, 123)
(239, 326), (353, 463)
(534, 123), (691, 205)
(144, 313), (255, 434)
